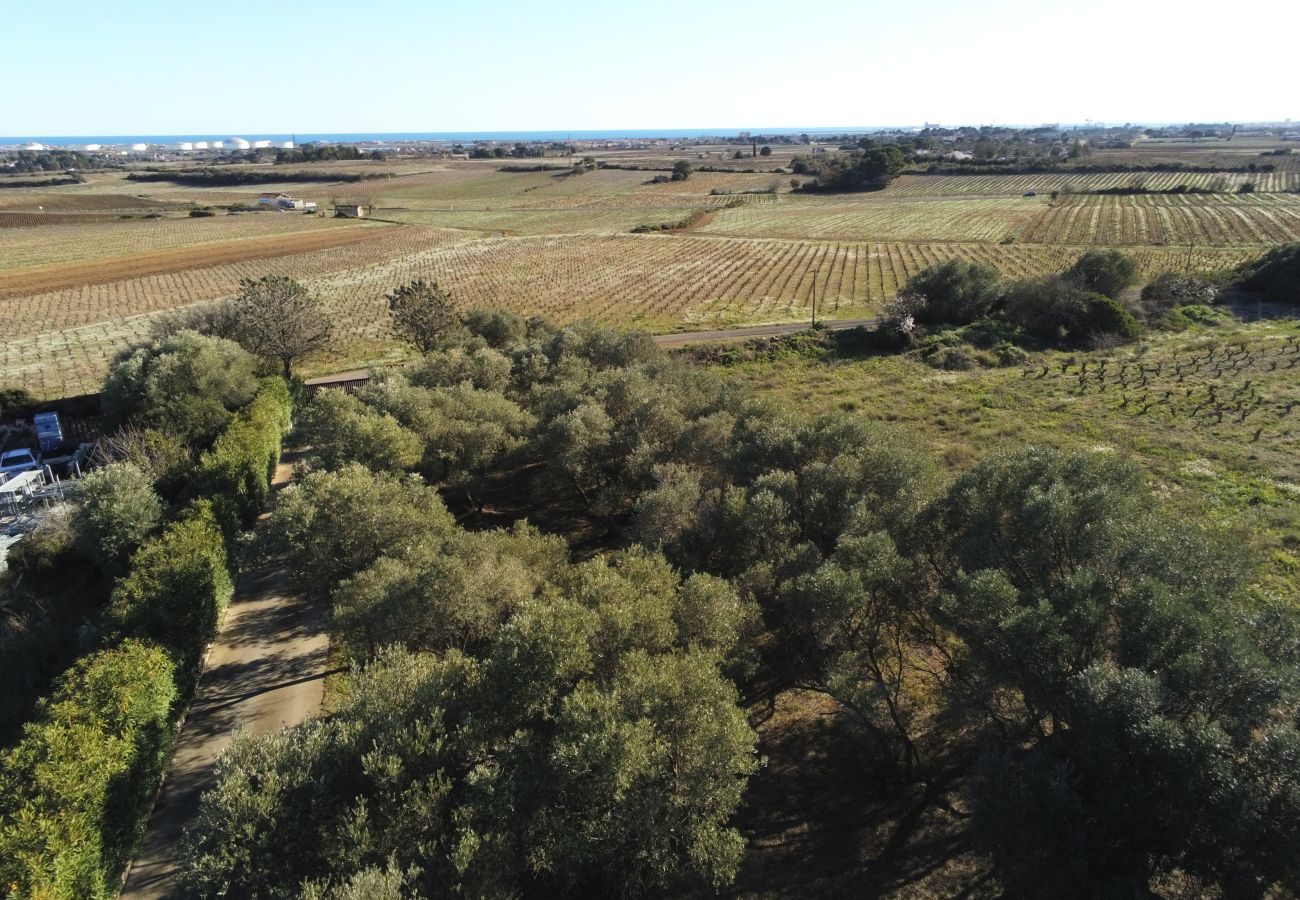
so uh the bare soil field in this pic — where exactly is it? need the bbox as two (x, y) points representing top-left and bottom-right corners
(0, 224), (399, 299)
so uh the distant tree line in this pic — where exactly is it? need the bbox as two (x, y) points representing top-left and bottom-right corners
(274, 145), (386, 164)
(1, 150), (108, 173)
(125, 168), (383, 187)
(0, 174), (84, 188)
(791, 143), (907, 191)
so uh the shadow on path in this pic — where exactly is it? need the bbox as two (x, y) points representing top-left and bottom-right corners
(120, 454), (327, 899)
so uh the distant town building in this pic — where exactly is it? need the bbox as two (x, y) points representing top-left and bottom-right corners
(22, 142), (45, 151)
(943, 150), (974, 161)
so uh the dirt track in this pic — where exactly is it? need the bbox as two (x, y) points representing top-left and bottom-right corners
(119, 454), (329, 899)
(0, 226), (393, 300)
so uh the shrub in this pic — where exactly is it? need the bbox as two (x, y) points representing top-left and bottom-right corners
(994, 341), (1029, 366)
(194, 378), (293, 535)
(1178, 304), (1222, 325)
(72, 462), (163, 575)
(1083, 294), (1142, 343)
(1065, 249), (1139, 299)
(102, 330), (260, 448)
(189, 208), (216, 218)
(0, 640), (176, 900)
(926, 346), (977, 370)
(1235, 242), (1300, 303)
(108, 501), (233, 692)
(296, 390), (422, 474)
(903, 259), (1004, 326)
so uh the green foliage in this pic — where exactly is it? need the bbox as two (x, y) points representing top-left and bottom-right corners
(194, 377), (293, 534)
(792, 144), (906, 191)
(0, 640), (176, 900)
(1235, 241), (1300, 303)
(102, 330), (260, 448)
(358, 376), (533, 499)
(0, 387), (37, 421)
(297, 390), (423, 473)
(1004, 277), (1139, 347)
(671, 159), (692, 181)
(331, 522), (568, 663)
(1084, 293), (1142, 342)
(1065, 248), (1139, 299)
(180, 562), (757, 897)
(407, 346), (512, 392)
(904, 259), (1005, 326)
(108, 501), (232, 692)
(461, 307), (530, 349)
(71, 462), (162, 575)
(385, 279), (461, 355)
(268, 463), (457, 599)
(920, 447), (1298, 893)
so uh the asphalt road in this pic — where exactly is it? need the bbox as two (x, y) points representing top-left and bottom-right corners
(304, 317), (880, 387)
(120, 455), (329, 899)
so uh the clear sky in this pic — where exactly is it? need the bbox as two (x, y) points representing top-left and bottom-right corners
(5, 0), (1296, 136)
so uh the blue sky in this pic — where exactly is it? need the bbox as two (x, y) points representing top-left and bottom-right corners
(5, 0), (1295, 135)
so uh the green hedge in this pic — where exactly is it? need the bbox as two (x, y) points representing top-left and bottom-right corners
(194, 377), (293, 535)
(108, 500), (233, 697)
(0, 640), (176, 899)
(0, 378), (292, 898)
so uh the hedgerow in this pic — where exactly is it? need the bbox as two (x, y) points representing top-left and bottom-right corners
(0, 375), (293, 898)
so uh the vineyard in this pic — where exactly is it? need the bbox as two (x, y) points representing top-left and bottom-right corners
(1019, 193), (1300, 246)
(888, 170), (1300, 196)
(0, 214), (374, 270)
(1, 230), (1254, 398)
(696, 196), (1044, 242)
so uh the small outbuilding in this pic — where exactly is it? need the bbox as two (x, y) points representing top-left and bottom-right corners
(335, 204), (367, 218)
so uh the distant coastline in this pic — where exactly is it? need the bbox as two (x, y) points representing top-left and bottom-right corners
(0, 128), (882, 147)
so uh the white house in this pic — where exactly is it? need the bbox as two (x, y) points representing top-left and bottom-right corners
(943, 150), (974, 161)
(257, 192), (315, 211)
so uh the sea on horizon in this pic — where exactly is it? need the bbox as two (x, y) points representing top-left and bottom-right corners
(2, 128), (885, 148)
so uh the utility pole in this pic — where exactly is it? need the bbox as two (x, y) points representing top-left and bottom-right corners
(811, 267), (819, 328)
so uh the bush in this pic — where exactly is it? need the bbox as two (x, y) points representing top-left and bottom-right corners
(993, 341), (1029, 366)
(1178, 304), (1222, 325)
(72, 462), (163, 575)
(189, 208), (216, 218)
(903, 259), (1004, 326)
(0, 640), (177, 900)
(194, 378), (293, 535)
(1065, 249), (1139, 299)
(1235, 242), (1300, 303)
(1083, 294), (1142, 343)
(102, 330), (261, 448)
(108, 501), (233, 692)
(1004, 277), (1138, 347)
(296, 390), (422, 474)
(0, 387), (37, 421)
(926, 346), (977, 370)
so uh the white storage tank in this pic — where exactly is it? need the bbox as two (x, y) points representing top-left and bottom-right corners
(22, 142), (45, 151)
(211, 140), (224, 149)
(130, 143), (149, 152)
(83, 143), (101, 152)
(227, 137), (251, 150)
(176, 142), (194, 151)
(251, 140), (271, 149)
(279, 141), (295, 149)
(193, 141), (209, 150)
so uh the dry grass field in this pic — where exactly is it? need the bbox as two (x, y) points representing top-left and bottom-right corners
(1, 141), (1296, 397)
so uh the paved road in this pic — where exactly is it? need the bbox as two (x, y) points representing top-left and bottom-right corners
(304, 317), (880, 387)
(120, 455), (329, 899)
